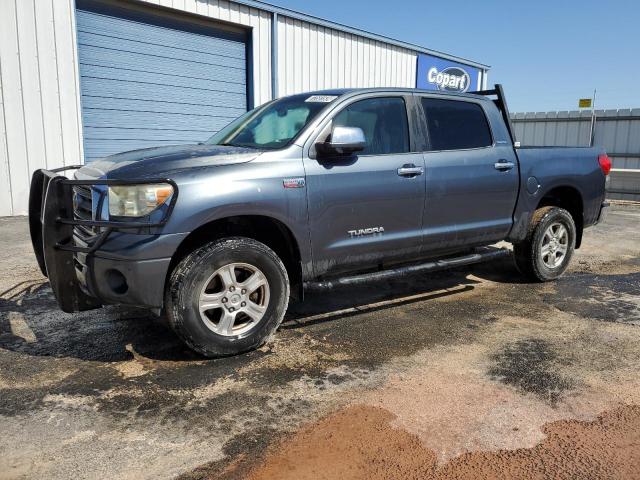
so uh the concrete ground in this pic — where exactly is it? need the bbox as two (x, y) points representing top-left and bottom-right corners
(0, 205), (639, 479)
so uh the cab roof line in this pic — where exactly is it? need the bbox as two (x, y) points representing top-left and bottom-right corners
(301, 87), (493, 101)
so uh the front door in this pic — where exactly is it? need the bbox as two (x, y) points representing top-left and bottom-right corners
(303, 96), (426, 277)
(419, 96), (519, 251)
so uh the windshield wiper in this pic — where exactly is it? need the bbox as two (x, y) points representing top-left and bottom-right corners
(219, 142), (258, 149)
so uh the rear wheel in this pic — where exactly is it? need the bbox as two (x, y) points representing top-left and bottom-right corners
(513, 206), (576, 282)
(166, 237), (289, 357)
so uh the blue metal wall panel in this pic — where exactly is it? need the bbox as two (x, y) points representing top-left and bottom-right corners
(76, 8), (247, 161)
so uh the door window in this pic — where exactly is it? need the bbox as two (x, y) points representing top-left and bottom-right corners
(421, 98), (492, 151)
(332, 97), (410, 155)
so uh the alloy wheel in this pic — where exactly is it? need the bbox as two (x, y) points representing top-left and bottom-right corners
(198, 262), (270, 336)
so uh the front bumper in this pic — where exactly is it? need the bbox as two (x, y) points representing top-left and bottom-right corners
(88, 255), (173, 309)
(29, 167), (181, 313)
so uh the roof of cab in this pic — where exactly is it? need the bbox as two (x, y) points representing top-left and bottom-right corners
(289, 87), (490, 102)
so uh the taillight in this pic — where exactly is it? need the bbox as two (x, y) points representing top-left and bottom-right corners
(598, 154), (611, 176)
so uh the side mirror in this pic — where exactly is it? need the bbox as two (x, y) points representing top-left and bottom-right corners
(316, 126), (366, 156)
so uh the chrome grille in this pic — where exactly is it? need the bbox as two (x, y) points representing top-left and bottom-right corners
(72, 185), (96, 282)
(72, 185), (95, 238)
(73, 185), (92, 219)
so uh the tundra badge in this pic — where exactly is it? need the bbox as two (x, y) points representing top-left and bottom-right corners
(348, 227), (385, 238)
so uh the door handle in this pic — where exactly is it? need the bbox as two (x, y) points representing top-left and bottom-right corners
(397, 164), (424, 177)
(494, 160), (515, 171)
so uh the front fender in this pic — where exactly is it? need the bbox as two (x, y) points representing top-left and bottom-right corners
(161, 148), (312, 276)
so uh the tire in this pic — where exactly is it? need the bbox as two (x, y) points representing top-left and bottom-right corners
(513, 206), (576, 282)
(165, 237), (290, 357)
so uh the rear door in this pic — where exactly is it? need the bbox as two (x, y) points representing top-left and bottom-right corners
(303, 95), (426, 277)
(418, 96), (519, 251)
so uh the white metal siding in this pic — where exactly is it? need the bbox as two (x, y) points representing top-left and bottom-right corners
(276, 16), (416, 97)
(0, 0), (83, 216)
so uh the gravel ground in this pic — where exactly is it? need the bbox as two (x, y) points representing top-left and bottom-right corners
(0, 205), (639, 479)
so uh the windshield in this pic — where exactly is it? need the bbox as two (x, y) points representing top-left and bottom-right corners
(206, 93), (339, 150)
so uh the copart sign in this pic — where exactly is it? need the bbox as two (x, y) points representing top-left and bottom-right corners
(416, 54), (481, 93)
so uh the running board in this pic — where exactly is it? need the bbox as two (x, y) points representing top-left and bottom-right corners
(304, 247), (512, 291)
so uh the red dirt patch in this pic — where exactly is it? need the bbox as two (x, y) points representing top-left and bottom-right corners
(247, 405), (436, 480)
(243, 404), (640, 480)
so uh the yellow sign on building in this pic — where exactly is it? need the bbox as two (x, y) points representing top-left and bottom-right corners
(579, 98), (593, 108)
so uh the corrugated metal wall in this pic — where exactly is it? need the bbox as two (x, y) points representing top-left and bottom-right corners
(0, 0), (460, 216)
(138, 0), (273, 106)
(0, 0), (83, 217)
(76, 6), (248, 160)
(276, 16), (416, 96)
(512, 109), (640, 201)
(0, 0), (271, 217)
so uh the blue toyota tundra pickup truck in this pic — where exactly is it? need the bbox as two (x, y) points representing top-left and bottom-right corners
(29, 85), (610, 357)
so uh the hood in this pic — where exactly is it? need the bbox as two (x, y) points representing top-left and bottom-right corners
(75, 144), (262, 180)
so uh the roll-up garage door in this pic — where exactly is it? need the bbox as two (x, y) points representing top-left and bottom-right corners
(75, 1), (249, 161)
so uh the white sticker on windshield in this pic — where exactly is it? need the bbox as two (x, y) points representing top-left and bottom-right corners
(305, 95), (338, 103)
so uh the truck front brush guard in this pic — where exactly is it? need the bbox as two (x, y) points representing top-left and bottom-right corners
(28, 166), (178, 312)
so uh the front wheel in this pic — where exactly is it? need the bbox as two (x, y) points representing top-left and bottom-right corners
(166, 237), (290, 357)
(513, 206), (576, 282)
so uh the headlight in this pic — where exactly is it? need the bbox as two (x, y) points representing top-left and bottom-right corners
(108, 184), (174, 217)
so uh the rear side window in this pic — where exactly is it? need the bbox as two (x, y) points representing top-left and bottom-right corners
(333, 97), (409, 155)
(421, 98), (492, 151)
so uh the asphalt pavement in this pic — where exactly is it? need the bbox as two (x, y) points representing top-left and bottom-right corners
(1, 205), (639, 479)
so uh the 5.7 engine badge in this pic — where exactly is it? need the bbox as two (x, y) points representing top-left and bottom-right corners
(283, 178), (305, 188)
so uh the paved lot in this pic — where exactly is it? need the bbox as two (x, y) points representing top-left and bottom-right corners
(1, 205), (639, 479)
